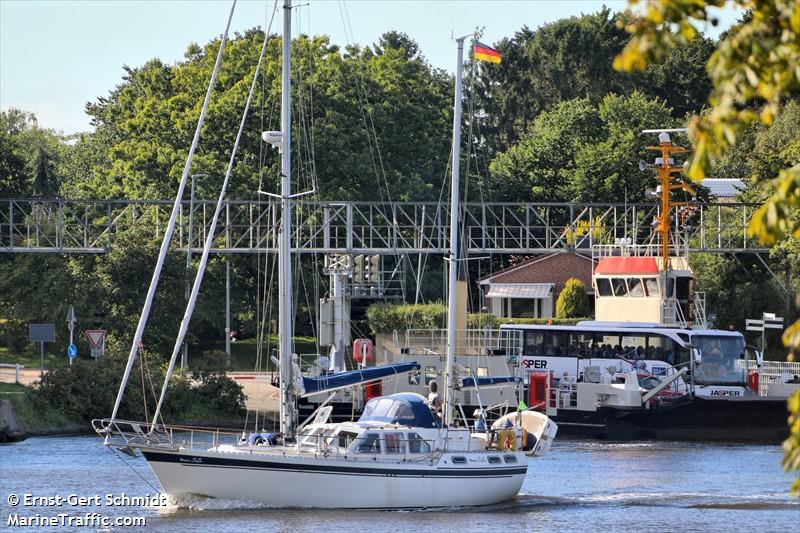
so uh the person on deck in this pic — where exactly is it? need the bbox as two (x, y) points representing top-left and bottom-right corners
(428, 381), (443, 426)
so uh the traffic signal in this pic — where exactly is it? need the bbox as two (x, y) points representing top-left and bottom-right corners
(368, 255), (380, 283)
(353, 255), (365, 284)
(93, 309), (107, 327)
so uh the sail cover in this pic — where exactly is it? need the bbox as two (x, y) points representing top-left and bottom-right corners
(301, 362), (421, 397)
(460, 376), (522, 389)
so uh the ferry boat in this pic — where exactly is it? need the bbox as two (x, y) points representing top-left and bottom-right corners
(312, 131), (798, 442)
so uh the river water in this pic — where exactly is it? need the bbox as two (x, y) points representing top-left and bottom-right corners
(1, 435), (797, 532)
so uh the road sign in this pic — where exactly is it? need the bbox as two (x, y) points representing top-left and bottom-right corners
(67, 343), (77, 359)
(29, 323), (55, 343)
(86, 329), (106, 359)
(86, 329), (106, 348)
(745, 319), (764, 332)
(65, 306), (76, 327)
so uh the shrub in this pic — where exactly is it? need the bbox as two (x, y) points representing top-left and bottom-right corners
(556, 278), (591, 318)
(366, 303), (447, 334)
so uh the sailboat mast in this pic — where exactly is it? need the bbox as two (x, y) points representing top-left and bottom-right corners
(278, 0), (295, 436)
(444, 37), (466, 428)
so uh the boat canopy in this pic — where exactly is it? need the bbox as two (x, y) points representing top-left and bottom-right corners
(301, 362), (420, 397)
(460, 376), (522, 389)
(357, 393), (438, 428)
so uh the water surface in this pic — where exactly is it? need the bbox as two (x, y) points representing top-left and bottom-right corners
(1, 435), (797, 532)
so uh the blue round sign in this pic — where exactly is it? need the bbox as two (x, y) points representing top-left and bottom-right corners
(67, 343), (77, 359)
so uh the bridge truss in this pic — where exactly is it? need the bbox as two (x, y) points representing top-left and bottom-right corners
(0, 198), (767, 255)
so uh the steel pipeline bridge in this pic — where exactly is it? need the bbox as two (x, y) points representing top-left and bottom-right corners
(0, 198), (768, 255)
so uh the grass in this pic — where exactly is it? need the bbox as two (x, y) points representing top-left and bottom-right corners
(0, 382), (27, 395)
(0, 382), (74, 431)
(0, 345), (62, 369)
(193, 335), (319, 372)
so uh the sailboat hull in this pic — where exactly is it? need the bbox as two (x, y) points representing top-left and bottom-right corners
(141, 448), (528, 509)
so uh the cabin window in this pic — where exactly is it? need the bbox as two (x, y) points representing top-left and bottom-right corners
(356, 433), (381, 454)
(570, 331), (599, 358)
(337, 431), (359, 449)
(424, 366), (438, 385)
(503, 454), (518, 463)
(596, 278), (613, 297)
(408, 432), (431, 453)
(543, 331), (570, 356)
(643, 277), (659, 296)
(451, 456), (467, 464)
(476, 367), (489, 377)
(384, 432), (405, 454)
(612, 278), (628, 296)
(524, 331), (545, 355)
(487, 455), (502, 464)
(628, 278), (645, 297)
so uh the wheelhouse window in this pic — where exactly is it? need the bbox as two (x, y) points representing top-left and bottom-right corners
(643, 277), (660, 296)
(612, 278), (628, 297)
(596, 278), (613, 297)
(628, 278), (645, 297)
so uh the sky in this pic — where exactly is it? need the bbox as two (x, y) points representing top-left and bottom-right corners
(0, 0), (740, 135)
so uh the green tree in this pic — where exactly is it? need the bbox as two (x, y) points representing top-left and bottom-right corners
(0, 109), (65, 198)
(555, 278), (591, 319)
(486, 92), (681, 203)
(70, 30), (452, 203)
(487, 98), (601, 202)
(473, 8), (713, 154)
(614, 0), (800, 496)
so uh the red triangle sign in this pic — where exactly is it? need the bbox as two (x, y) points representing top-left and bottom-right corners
(86, 329), (106, 349)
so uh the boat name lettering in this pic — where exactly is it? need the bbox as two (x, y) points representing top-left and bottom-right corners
(709, 389), (742, 397)
(179, 457), (203, 464)
(522, 359), (548, 370)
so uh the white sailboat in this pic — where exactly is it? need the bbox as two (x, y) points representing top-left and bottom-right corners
(95, 0), (557, 509)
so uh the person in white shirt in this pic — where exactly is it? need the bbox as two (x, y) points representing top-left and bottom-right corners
(428, 381), (442, 425)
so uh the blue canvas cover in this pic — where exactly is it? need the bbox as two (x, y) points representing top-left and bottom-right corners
(302, 362), (420, 396)
(358, 393), (438, 428)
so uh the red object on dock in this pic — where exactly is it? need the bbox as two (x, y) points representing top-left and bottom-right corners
(748, 371), (759, 393)
(353, 339), (374, 364)
(529, 372), (551, 410)
(365, 381), (382, 401)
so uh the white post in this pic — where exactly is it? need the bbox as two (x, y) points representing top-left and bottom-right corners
(278, 0), (295, 436)
(15, 363), (20, 384)
(226, 259), (231, 356)
(110, 0), (237, 423)
(443, 37), (466, 428)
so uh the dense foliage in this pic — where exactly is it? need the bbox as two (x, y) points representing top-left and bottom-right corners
(32, 357), (245, 424)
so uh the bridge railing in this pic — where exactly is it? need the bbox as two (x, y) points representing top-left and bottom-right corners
(0, 199), (765, 254)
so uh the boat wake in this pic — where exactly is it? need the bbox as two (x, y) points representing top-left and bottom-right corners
(158, 493), (276, 512)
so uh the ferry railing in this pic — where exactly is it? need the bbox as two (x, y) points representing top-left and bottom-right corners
(747, 360), (800, 396)
(403, 328), (523, 359)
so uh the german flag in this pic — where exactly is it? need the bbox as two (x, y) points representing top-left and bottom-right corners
(473, 41), (501, 64)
